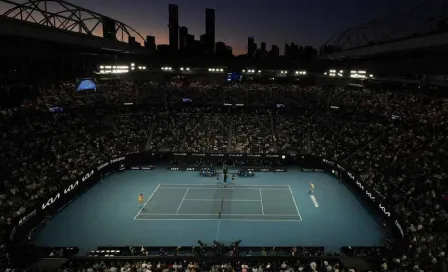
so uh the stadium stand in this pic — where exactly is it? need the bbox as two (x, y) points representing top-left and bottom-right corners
(1, 81), (448, 271)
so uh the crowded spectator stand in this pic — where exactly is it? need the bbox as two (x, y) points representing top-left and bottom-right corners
(1, 81), (447, 271)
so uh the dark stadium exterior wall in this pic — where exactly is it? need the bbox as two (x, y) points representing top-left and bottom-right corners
(8, 152), (405, 251)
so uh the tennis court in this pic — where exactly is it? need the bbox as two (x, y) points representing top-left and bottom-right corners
(134, 184), (302, 221)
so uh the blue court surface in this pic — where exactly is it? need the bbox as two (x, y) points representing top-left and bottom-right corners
(32, 168), (384, 253)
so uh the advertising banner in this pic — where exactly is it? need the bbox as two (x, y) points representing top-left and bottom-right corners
(319, 157), (406, 244)
(168, 166), (286, 172)
(9, 156), (125, 243)
(171, 152), (283, 160)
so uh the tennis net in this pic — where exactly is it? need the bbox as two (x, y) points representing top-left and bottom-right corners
(218, 197), (224, 219)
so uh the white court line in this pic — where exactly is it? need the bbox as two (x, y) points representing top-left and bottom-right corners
(183, 199), (261, 202)
(176, 188), (190, 214)
(259, 189), (265, 215)
(138, 213), (299, 216)
(159, 187), (289, 191)
(159, 184), (290, 187)
(216, 218), (221, 241)
(135, 218), (301, 221)
(134, 184), (161, 220)
(288, 185), (303, 221)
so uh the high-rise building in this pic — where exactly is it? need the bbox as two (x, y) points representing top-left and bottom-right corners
(284, 43), (290, 56)
(179, 26), (189, 51)
(145, 35), (156, 54)
(199, 34), (207, 55)
(168, 4), (179, 52)
(205, 8), (215, 56)
(215, 42), (232, 57)
(260, 42), (266, 53)
(248, 37), (256, 57)
(270, 45), (279, 57)
(187, 34), (195, 49)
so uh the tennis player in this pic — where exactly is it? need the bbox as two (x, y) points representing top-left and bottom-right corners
(138, 194), (144, 207)
(309, 182), (315, 195)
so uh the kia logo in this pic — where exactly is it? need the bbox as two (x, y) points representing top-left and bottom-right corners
(379, 204), (391, 217)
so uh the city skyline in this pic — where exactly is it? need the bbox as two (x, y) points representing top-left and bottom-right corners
(1, 0), (414, 55)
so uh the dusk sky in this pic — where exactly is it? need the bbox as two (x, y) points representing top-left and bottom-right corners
(3, 0), (415, 55)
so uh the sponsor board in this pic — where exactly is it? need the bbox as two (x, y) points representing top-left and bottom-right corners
(110, 157), (125, 164)
(18, 209), (37, 226)
(97, 162), (109, 171)
(42, 170), (94, 210)
(395, 220), (404, 238)
(322, 159), (335, 166)
(379, 204), (391, 217)
(131, 166), (155, 170)
(303, 168), (324, 172)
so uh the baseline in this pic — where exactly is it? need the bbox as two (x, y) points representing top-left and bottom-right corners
(133, 184), (161, 220)
(183, 199), (261, 202)
(159, 186), (289, 191)
(287, 185), (303, 221)
(135, 213), (302, 221)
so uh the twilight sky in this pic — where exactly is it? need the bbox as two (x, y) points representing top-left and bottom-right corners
(3, 0), (415, 55)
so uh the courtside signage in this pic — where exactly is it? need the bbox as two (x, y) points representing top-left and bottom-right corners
(42, 170), (95, 210)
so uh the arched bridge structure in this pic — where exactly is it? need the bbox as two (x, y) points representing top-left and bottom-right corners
(320, 0), (448, 59)
(0, 0), (148, 54)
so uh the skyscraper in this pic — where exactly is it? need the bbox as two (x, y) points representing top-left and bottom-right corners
(179, 26), (189, 51)
(145, 35), (156, 55)
(168, 4), (179, 52)
(270, 45), (279, 57)
(248, 37), (256, 57)
(205, 8), (215, 56)
(260, 42), (266, 53)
